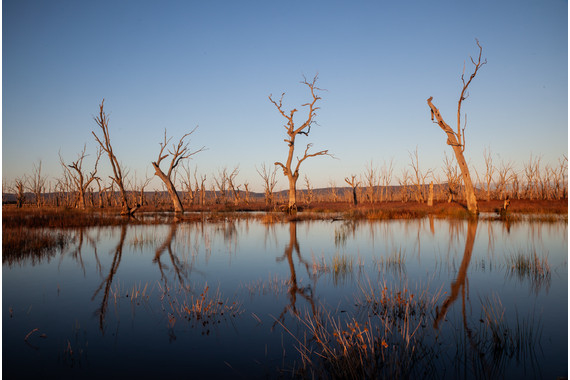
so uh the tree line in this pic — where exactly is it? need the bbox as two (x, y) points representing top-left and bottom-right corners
(3, 41), (568, 214)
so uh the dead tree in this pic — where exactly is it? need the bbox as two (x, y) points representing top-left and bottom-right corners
(92, 100), (137, 215)
(363, 160), (378, 203)
(227, 166), (242, 206)
(427, 39), (486, 214)
(495, 160), (515, 200)
(409, 147), (432, 203)
(13, 178), (26, 208)
(26, 160), (48, 208)
(398, 169), (412, 202)
(523, 154), (541, 200)
(269, 75), (332, 212)
(380, 159), (395, 202)
(304, 175), (314, 205)
(59, 145), (102, 209)
(442, 151), (461, 203)
(181, 163), (197, 207)
(152, 128), (204, 213)
(344, 174), (360, 206)
(257, 163), (278, 206)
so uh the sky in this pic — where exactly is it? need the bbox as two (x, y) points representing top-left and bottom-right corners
(2, 0), (568, 193)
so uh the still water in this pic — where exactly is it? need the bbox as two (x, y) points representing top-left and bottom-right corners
(3, 215), (567, 379)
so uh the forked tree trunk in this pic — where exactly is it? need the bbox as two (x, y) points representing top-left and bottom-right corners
(152, 163), (184, 213)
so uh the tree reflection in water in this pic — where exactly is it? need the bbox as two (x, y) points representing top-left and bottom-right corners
(274, 222), (317, 327)
(434, 218), (478, 329)
(91, 224), (127, 333)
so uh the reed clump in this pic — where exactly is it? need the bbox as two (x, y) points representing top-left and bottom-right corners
(2, 226), (71, 265)
(374, 249), (406, 275)
(331, 254), (354, 285)
(163, 284), (243, 334)
(506, 248), (551, 293)
(278, 280), (443, 379)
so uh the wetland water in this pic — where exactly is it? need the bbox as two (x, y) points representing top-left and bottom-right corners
(3, 215), (567, 379)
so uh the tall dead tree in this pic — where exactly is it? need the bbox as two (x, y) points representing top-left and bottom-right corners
(269, 75), (331, 212)
(92, 100), (137, 216)
(152, 128), (204, 213)
(427, 40), (486, 214)
(59, 145), (102, 209)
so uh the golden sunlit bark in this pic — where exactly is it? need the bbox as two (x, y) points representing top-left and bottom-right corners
(152, 128), (204, 213)
(269, 75), (332, 212)
(427, 40), (486, 215)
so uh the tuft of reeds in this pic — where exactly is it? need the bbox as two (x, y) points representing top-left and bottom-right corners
(331, 254), (353, 285)
(275, 279), (444, 379)
(374, 248), (406, 276)
(162, 283), (243, 334)
(506, 248), (551, 293)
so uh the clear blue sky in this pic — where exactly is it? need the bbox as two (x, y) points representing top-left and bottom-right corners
(3, 0), (567, 192)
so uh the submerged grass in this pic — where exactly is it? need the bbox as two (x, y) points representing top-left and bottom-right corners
(374, 249), (406, 276)
(506, 248), (551, 293)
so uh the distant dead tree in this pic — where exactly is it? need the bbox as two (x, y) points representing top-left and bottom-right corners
(495, 160), (515, 200)
(328, 179), (338, 202)
(59, 145), (102, 209)
(380, 159), (395, 202)
(523, 154), (541, 200)
(482, 147), (495, 201)
(181, 163), (197, 207)
(213, 167), (229, 204)
(26, 160), (48, 208)
(227, 166), (242, 206)
(551, 155), (568, 200)
(398, 169), (412, 203)
(344, 174), (360, 206)
(92, 100), (137, 216)
(442, 151), (461, 203)
(152, 128), (204, 213)
(269, 74), (332, 212)
(363, 160), (378, 203)
(408, 147), (432, 203)
(427, 39), (486, 214)
(13, 178), (26, 208)
(256, 163), (278, 206)
(304, 175), (314, 205)
(134, 172), (153, 207)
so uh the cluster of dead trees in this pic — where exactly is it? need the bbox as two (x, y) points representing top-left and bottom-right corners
(3, 40), (567, 214)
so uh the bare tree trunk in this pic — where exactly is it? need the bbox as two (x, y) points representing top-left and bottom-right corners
(92, 100), (137, 216)
(270, 75), (331, 212)
(427, 40), (486, 215)
(152, 128), (204, 213)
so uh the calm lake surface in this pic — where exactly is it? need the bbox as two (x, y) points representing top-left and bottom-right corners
(3, 214), (567, 379)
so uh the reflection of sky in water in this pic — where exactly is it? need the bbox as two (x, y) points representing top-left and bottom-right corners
(3, 218), (567, 378)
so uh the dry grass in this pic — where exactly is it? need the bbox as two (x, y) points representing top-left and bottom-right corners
(160, 283), (243, 334)
(275, 280), (444, 379)
(2, 226), (71, 265)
